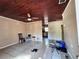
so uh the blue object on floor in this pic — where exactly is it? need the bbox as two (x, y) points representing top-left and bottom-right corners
(56, 40), (65, 48)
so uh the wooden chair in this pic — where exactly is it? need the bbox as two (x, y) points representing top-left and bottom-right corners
(18, 33), (25, 43)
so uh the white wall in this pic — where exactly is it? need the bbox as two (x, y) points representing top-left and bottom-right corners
(63, 0), (79, 59)
(26, 21), (42, 42)
(0, 16), (26, 49)
(48, 21), (63, 40)
(75, 0), (79, 45)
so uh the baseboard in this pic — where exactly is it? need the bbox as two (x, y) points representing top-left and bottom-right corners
(0, 42), (18, 49)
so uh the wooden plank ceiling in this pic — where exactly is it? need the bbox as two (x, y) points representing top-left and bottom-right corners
(0, 0), (69, 22)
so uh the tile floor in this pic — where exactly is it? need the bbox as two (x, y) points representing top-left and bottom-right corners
(0, 41), (68, 59)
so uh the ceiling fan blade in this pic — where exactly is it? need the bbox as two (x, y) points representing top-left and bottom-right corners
(32, 17), (39, 19)
(20, 17), (27, 18)
(27, 13), (31, 17)
(16, 16), (27, 18)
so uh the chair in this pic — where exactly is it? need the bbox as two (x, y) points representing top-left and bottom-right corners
(18, 33), (25, 43)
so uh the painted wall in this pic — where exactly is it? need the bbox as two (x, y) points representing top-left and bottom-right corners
(75, 0), (79, 46)
(26, 21), (42, 42)
(63, 0), (79, 59)
(0, 16), (26, 49)
(48, 21), (63, 40)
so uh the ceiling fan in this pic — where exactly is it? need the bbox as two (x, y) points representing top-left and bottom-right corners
(19, 13), (39, 21)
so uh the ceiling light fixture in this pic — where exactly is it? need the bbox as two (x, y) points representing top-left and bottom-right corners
(27, 13), (32, 21)
(58, 0), (66, 4)
(27, 18), (32, 21)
